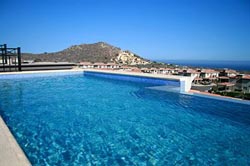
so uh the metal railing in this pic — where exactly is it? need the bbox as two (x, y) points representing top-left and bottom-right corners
(0, 44), (21, 72)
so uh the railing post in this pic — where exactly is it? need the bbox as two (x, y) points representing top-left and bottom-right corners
(17, 47), (22, 71)
(1, 44), (7, 71)
(3, 44), (7, 64)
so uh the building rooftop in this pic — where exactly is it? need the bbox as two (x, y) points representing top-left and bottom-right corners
(106, 63), (118, 65)
(242, 75), (250, 80)
(201, 69), (219, 73)
(93, 62), (106, 65)
(185, 69), (200, 74)
(218, 76), (229, 79)
(80, 62), (93, 65)
(217, 82), (235, 86)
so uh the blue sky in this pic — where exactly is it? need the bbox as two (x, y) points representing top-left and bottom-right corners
(1, 0), (250, 61)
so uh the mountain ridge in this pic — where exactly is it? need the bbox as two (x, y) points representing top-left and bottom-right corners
(22, 42), (151, 65)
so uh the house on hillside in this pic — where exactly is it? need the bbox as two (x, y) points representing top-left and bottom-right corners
(200, 69), (219, 78)
(150, 68), (158, 74)
(93, 62), (106, 68)
(179, 69), (200, 77)
(80, 62), (120, 69)
(79, 62), (94, 68)
(157, 68), (172, 74)
(106, 63), (120, 69)
(194, 69), (218, 84)
(130, 67), (141, 72)
(234, 75), (250, 93)
(140, 68), (150, 73)
(218, 76), (230, 83)
(217, 82), (235, 92)
(219, 69), (238, 77)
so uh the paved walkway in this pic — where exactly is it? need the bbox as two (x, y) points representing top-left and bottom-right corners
(0, 116), (31, 166)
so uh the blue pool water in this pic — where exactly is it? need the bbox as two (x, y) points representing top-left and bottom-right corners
(0, 72), (250, 165)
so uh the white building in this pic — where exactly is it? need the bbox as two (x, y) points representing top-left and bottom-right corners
(200, 69), (219, 78)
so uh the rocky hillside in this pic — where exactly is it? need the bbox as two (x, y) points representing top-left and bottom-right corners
(22, 42), (151, 65)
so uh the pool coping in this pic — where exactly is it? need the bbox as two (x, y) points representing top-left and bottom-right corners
(188, 90), (250, 105)
(0, 69), (84, 75)
(0, 68), (188, 80)
(0, 116), (31, 166)
(83, 69), (186, 81)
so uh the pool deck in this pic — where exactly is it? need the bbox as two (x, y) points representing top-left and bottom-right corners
(0, 116), (31, 166)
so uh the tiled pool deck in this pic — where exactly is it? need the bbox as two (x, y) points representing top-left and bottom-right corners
(0, 116), (31, 166)
(0, 69), (249, 165)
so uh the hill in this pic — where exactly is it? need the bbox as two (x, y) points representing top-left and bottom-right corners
(22, 42), (151, 65)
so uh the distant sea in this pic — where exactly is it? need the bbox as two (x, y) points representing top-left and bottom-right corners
(157, 60), (250, 71)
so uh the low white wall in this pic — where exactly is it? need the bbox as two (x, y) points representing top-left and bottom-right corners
(180, 76), (195, 93)
(84, 69), (195, 92)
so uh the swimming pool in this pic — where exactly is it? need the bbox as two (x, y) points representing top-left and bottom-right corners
(0, 71), (250, 165)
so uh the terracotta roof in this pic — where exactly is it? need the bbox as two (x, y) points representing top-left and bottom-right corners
(206, 77), (217, 80)
(217, 82), (235, 86)
(106, 63), (118, 65)
(221, 69), (238, 73)
(201, 69), (219, 73)
(121, 65), (129, 68)
(194, 77), (203, 80)
(218, 76), (229, 79)
(229, 76), (237, 79)
(131, 68), (141, 70)
(185, 69), (200, 74)
(80, 62), (93, 65)
(94, 62), (106, 65)
(242, 75), (250, 80)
